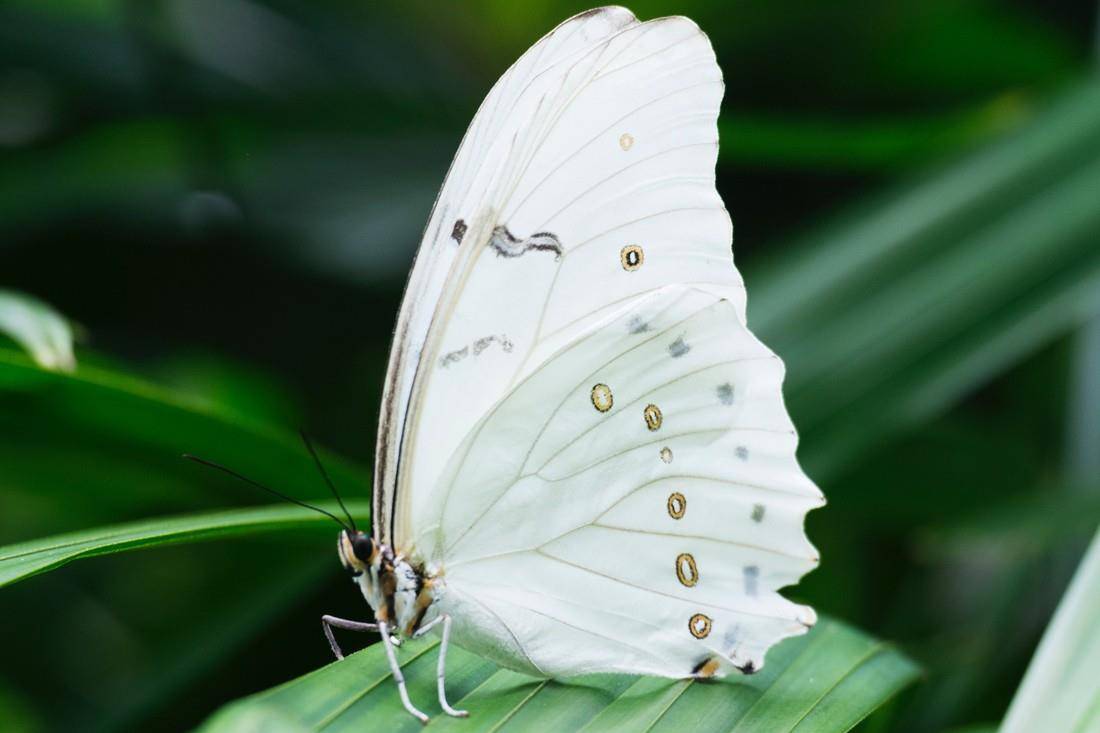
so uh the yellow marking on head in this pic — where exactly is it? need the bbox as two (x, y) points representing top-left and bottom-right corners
(619, 132), (634, 151)
(689, 613), (712, 639)
(676, 552), (699, 587)
(591, 383), (613, 412)
(644, 403), (662, 431)
(667, 492), (686, 519)
(620, 244), (644, 271)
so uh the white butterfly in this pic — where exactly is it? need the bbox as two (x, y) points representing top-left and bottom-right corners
(325, 6), (823, 722)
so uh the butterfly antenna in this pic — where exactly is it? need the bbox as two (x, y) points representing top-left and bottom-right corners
(182, 454), (353, 533)
(299, 430), (358, 534)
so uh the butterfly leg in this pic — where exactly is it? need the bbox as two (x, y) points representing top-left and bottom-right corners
(411, 615), (444, 638)
(436, 615), (469, 717)
(411, 615), (466, 716)
(321, 614), (379, 660)
(379, 620), (430, 724)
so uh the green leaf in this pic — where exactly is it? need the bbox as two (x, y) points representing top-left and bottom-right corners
(96, 554), (333, 733)
(749, 79), (1100, 480)
(999, 527), (1100, 733)
(0, 501), (367, 589)
(720, 93), (1033, 172)
(0, 346), (368, 539)
(199, 617), (918, 732)
(0, 289), (76, 372)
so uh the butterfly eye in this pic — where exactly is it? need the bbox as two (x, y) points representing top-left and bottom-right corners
(352, 535), (375, 564)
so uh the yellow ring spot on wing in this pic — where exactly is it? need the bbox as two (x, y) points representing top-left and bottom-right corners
(620, 244), (644, 271)
(619, 132), (634, 150)
(660, 446), (673, 463)
(667, 492), (686, 519)
(676, 552), (698, 587)
(689, 613), (712, 639)
(644, 403), (662, 431)
(590, 383), (613, 412)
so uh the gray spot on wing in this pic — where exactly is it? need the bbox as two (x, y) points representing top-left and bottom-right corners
(473, 334), (514, 356)
(717, 383), (734, 405)
(627, 315), (650, 334)
(443, 335), (514, 367)
(743, 566), (759, 596)
(669, 336), (690, 358)
(472, 336), (493, 355)
(440, 346), (468, 368)
(751, 504), (766, 523)
(723, 624), (743, 661)
(490, 225), (562, 260)
(735, 445), (749, 460)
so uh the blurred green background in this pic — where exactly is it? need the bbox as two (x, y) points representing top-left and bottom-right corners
(2, 0), (1099, 731)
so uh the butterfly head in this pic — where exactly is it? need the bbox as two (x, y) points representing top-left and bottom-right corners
(338, 529), (376, 577)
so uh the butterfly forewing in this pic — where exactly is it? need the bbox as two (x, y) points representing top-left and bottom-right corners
(373, 6), (641, 545)
(387, 12), (747, 551)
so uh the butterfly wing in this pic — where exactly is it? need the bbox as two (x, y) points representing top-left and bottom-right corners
(431, 285), (821, 677)
(384, 11), (746, 554)
(373, 6), (643, 544)
(375, 8), (819, 677)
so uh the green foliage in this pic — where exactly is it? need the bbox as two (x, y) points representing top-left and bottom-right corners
(200, 618), (917, 732)
(754, 80), (1100, 479)
(0, 501), (368, 589)
(0, 346), (366, 541)
(999, 527), (1100, 732)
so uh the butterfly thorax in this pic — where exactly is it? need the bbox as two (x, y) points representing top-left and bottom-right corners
(343, 530), (442, 638)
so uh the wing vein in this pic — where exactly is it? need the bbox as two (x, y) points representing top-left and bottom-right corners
(502, 80), (721, 222)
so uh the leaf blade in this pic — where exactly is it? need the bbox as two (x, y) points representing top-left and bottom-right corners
(0, 501), (368, 588)
(198, 617), (918, 732)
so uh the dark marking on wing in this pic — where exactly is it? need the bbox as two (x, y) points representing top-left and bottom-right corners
(737, 660), (757, 675)
(440, 345), (469, 368)
(627, 315), (650, 334)
(490, 225), (563, 260)
(743, 565), (759, 596)
(473, 334), (514, 355)
(669, 336), (690, 358)
(691, 656), (721, 679)
(751, 503), (766, 523)
(574, 7), (607, 19)
(451, 219), (467, 244)
(717, 383), (734, 405)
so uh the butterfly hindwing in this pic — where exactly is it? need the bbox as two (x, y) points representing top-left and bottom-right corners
(428, 286), (820, 677)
